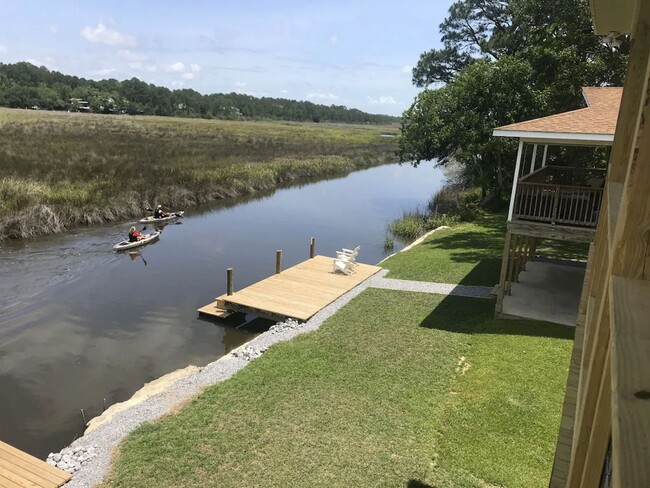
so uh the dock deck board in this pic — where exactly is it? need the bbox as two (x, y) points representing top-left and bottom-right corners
(199, 255), (381, 321)
(0, 441), (71, 488)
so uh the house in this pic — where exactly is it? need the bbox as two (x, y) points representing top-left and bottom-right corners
(492, 86), (621, 326)
(69, 98), (90, 112)
(493, 0), (650, 486)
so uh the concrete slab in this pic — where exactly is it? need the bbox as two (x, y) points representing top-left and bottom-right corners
(501, 260), (585, 326)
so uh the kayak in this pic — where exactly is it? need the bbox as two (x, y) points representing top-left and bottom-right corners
(138, 211), (184, 224)
(113, 231), (161, 251)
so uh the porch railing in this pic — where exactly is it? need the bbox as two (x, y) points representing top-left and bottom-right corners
(514, 183), (603, 227)
(513, 166), (606, 227)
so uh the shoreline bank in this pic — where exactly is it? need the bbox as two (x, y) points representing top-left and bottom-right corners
(44, 223), (455, 484)
(46, 267), (391, 487)
(1, 154), (395, 241)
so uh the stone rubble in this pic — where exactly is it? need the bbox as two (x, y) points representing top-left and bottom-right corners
(232, 344), (267, 362)
(46, 446), (98, 474)
(268, 318), (303, 334)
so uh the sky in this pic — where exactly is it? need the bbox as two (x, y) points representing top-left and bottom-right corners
(0, 1), (452, 116)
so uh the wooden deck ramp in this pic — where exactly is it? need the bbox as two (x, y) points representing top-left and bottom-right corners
(198, 255), (381, 321)
(0, 440), (71, 488)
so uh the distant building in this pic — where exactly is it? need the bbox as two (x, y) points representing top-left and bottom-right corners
(69, 98), (90, 112)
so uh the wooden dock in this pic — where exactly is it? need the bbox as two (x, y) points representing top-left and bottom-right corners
(0, 440), (71, 488)
(198, 255), (382, 321)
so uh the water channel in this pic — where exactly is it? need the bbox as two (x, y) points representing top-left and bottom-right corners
(0, 162), (444, 458)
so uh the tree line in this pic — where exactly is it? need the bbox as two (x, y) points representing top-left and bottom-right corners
(399, 0), (629, 198)
(0, 62), (398, 124)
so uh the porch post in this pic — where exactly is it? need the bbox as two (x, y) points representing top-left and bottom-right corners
(508, 139), (525, 221)
(542, 144), (548, 167)
(529, 144), (538, 174)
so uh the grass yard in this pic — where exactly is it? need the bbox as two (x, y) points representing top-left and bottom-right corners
(102, 290), (573, 488)
(0, 108), (397, 239)
(381, 213), (506, 286)
(381, 210), (591, 286)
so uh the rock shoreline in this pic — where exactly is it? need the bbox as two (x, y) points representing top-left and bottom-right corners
(44, 278), (384, 488)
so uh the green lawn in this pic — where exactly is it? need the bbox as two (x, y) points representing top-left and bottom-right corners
(382, 213), (506, 286)
(103, 290), (573, 488)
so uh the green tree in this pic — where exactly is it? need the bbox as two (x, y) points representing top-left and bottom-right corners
(401, 0), (628, 195)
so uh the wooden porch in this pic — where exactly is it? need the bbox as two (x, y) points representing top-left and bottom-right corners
(513, 165), (606, 228)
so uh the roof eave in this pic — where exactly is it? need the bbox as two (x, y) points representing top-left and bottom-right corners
(589, 0), (638, 35)
(492, 129), (614, 146)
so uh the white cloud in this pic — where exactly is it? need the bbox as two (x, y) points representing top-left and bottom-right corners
(80, 22), (136, 47)
(234, 81), (247, 87)
(369, 95), (398, 105)
(89, 68), (117, 76)
(146, 64), (157, 72)
(307, 91), (339, 101)
(49, 25), (58, 35)
(181, 72), (194, 80)
(190, 63), (201, 72)
(118, 49), (145, 62)
(129, 62), (142, 70)
(330, 35), (338, 45)
(172, 80), (185, 88)
(402, 65), (412, 74)
(281, 89), (288, 94)
(0, 44), (7, 54)
(169, 61), (185, 72)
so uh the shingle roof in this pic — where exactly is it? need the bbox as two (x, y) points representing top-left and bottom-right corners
(493, 87), (622, 141)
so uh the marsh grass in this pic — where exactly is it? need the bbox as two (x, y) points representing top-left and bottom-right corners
(387, 186), (486, 242)
(0, 108), (398, 239)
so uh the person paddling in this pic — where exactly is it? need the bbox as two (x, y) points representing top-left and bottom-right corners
(128, 226), (143, 242)
(153, 205), (169, 219)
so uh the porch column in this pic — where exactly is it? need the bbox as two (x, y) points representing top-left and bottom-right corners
(542, 144), (548, 167)
(508, 139), (525, 221)
(529, 144), (538, 174)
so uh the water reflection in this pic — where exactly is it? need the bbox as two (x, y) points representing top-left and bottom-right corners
(0, 162), (444, 458)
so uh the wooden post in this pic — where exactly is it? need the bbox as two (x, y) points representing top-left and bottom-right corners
(227, 268), (233, 295)
(310, 237), (315, 258)
(276, 250), (282, 274)
(495, 231), (513, 313)
(551, 185), (561, 224)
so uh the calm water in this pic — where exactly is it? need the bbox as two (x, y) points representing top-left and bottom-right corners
(0, 162), (444, 458)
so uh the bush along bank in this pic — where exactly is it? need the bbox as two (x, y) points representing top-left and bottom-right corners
(387, 185), (485, 242)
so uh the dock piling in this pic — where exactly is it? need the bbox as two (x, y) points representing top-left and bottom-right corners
(276, 250), (282, 274)
(310, 237), (315, 258)
(227, 268), (233, 295)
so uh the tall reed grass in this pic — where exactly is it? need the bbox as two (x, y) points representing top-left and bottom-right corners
(387, 185), (484, 241)
(0, 109), (398, 239)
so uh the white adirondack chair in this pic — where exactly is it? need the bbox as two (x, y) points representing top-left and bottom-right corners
(336, 246), (361, 261)
(333, 245), (360, 274)
(333, 258), (356, 275)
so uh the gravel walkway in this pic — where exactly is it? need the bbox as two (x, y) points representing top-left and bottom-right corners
(52, 259), (492, 486)
(370, 276), (493, 299)
(55, 268), (389, 488)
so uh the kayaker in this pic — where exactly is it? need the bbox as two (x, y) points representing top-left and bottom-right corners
(153, 205), (169, 219)
(128, 226), (143, 242)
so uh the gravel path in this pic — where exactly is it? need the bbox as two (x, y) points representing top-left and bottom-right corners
(370, 276), (493, 299)
(55, 269), (389, 488)
(52, 246), (492, 486)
